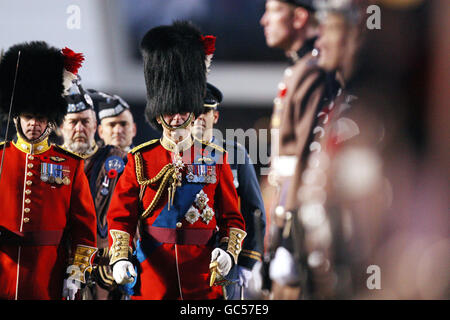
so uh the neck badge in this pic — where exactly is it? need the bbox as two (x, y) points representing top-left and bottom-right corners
(101, 156), (125, 196)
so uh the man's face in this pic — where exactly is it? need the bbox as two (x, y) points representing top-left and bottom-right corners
(60, 109), (97, 154)
(315, 13), (349, 72)
(98, 110), (136, 150)
(192, 109), (218, 141)
(157, 112), (192, 142)
(19, 114), (48, 140)
(260, 0), (296, 50)
(160, 112), (191, 128)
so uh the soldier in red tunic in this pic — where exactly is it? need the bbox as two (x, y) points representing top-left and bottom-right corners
(107, 21), (246, 300)
(0, 41), (97, 300)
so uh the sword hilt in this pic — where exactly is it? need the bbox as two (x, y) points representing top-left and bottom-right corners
(209, 261), (218, 287)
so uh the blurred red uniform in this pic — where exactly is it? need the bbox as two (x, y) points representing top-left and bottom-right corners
(0, 135), (97, 300)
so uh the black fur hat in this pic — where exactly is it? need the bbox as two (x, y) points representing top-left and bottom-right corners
(140, 20), (213, 130)
(0, 41), (83, 126)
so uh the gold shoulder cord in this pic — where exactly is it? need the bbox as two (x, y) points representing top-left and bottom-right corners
(134, 152), (181, 219)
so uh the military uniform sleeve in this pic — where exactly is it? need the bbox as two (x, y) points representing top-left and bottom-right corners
(235, 146), (266, 269)
(106, 152), (140, 264)
(214, 152), (246, 263)
(293, 68), (327, 156)
(68, 159), (97, 249)
(67, 159), (98, 283)
(285, 68), (327, 211)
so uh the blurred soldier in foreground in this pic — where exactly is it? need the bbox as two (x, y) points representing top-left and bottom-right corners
(310, 0), (450, 299)
(60, 82), (127, 299)
(286, 0), (368, 298)
(291, 0), (400, 299)
(260, 0), (335, 299)
(192, 83), (266, 299)
(93, 90), (137, 152)
(106, 21), (246, 300)
(0, 41), (97, 300)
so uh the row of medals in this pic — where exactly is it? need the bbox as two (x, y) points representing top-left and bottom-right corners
(186, 164), (217, 184)
(40, 163), (71, 185)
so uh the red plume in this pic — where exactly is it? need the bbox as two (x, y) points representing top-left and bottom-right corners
(61, 47), (84, 75)
(200, 35), (216, 55)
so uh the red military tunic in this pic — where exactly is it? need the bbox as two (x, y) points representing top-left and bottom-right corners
(0, 135), (97, 300)
(107, 135), (246, 300)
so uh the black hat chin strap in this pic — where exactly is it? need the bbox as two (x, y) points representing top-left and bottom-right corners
(158, 113), (194, 132)
(13, 117), (53, 145)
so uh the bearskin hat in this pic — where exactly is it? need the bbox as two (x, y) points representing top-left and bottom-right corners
(140, 20), (216, 130)
(0, 41), (84, 126)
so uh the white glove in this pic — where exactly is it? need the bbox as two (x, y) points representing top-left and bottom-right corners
(269, 246), (299, 285)
(238, 266), (253, 288)
(112, 260), (137, 285)
(249, 261), (263, 292)
(211, 248), (232, 277)
(63, 278), (80, 300)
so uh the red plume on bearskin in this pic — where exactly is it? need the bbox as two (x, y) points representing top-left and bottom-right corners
(201, 35), (216, 75)
(61, 47), (84, 75)
(200, 35), (216, 55)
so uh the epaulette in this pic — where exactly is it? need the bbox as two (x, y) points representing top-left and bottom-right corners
(130, 139), (159, 154)
(0, 141), (10, 148)
(235, 141), (244, 149)
(201, 140), (226, 154)
(52, 144), (83, 160)
(224, 139), (245, 151)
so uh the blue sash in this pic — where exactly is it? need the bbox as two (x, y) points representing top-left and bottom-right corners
(152, 182), (205, 229)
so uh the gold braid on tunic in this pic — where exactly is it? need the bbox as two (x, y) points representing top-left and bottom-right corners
(134, 152), (181, 219)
